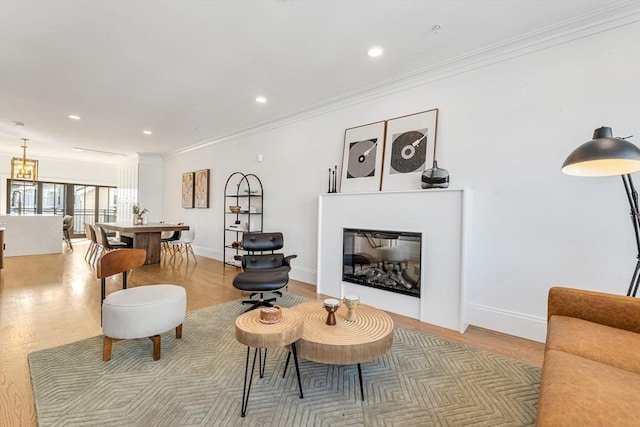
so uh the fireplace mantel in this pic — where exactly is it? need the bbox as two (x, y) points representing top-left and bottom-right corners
(317, 189), (471, 333)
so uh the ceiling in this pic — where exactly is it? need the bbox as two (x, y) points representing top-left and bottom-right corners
(0, 0), (634, 164)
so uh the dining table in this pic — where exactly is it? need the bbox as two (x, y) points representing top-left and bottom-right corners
(95, 222), (190, 264)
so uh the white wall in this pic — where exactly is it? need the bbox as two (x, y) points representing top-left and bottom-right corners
(116, 154), (164, 223)
(162, 21), (640, 341)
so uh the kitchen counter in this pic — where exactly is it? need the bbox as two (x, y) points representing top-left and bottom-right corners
(0, 214), (63, 256)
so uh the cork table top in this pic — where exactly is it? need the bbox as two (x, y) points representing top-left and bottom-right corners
(235, 307), (304, 349)
(288, 300), (394, 365)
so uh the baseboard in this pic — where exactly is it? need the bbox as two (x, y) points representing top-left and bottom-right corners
(193, 245), (219, 260)
(290, 267), (316, 287)
(468, 303), (547, 343)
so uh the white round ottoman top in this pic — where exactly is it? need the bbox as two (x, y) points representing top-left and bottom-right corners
(102, 284), (186, 339)
(104, 284), (184, 307)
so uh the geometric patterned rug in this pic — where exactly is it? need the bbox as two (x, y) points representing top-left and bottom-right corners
(29, 293), (540, 426)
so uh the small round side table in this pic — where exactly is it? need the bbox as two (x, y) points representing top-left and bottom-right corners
(235, 308), (304, 417)
(288, 301), (394, 401)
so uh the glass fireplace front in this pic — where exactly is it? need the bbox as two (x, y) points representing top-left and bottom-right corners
(342, 228), (421, 298)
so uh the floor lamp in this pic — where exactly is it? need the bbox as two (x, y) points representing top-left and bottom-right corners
(562, 126), (640, 297)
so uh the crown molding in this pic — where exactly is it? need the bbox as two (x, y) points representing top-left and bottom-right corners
(166, 1), (640, 159)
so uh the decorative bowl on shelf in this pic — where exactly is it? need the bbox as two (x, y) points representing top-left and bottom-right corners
(229, 205), (241, 213)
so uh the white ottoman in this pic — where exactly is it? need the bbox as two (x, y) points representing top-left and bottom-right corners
(102, 284), (186, 361)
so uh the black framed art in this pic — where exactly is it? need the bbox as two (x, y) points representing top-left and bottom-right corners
(339, 120), (386, 193)
(381, 108), (438, 191)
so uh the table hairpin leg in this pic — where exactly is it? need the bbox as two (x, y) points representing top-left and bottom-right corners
(241, 348), (268, 416)
(291, 343), (304, 398)
(285, 356), (366, 401)
(259, 348), (267, 378)
(243, 346), (302, 417)
(241, 347), (258, 417)
(282, 351), (291, 377)
(284, 357), (364, 401)
(281, 344), (304, 398)
(357, 363), (364, 401)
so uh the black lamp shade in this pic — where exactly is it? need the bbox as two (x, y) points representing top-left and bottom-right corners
(562, 127), (640, 177)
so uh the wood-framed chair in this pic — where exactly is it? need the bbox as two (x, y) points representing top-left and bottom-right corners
(93, 224), (131, 258)
(97, 249), (186, 361)
(84, 222), (99, 264)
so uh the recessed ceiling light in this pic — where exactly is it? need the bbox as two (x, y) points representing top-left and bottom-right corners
(68, 114), (81, 120)
(143, 130), (152, 135)
(367, 46), (384, 57)
(255, 96), (267, 104)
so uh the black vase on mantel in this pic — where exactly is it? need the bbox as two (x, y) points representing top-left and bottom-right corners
(421, 160), (449, 189)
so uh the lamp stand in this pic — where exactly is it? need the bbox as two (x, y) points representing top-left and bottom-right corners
(621, 174), (640, 297)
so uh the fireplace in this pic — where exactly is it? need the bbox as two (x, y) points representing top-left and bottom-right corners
(343, 228), (421, 298)
(318, 190), (469, 332)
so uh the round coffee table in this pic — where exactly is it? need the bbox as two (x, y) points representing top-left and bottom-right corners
(235, 308), (304, 417)
(288, 300), (394, 400)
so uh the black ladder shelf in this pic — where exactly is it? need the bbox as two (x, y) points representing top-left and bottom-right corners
(223, 172), (263, 268)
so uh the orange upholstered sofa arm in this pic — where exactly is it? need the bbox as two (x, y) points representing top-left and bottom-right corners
(548, 287), (640, 334)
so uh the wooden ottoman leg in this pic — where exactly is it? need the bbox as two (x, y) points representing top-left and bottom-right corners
(176, 324), (183, 339)
(103, 336), (113, 362)
(149, 335), (161, 361)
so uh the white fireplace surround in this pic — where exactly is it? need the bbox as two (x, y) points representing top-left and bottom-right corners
(317, 189), (471, 333)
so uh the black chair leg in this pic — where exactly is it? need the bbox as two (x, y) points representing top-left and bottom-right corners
(241, 293), (277, 312)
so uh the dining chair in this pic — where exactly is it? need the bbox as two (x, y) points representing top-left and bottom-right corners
(94, 225), (132, 260)
(168, 228), (196, 263)
(62, 215), (74, 250)
(161, 223), (183, 256)
(84, 223), (99, 264)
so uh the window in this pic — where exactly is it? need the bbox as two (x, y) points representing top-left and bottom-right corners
(8, 181), (37, 215)
(98, 187), (117, 223)
(6, 179), (117, 236)
(41, 183), (65, 215)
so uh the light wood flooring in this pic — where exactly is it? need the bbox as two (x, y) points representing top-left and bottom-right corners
(0, 240), (544, 426)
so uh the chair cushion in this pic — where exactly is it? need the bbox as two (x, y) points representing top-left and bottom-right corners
(242, 232), (283, 251)
(108, 239), (130, 248)
(233, 270), (289, 292)
(243, 254), (289, 270)
(547, 315), (640, 374)
(102, 285), (186, 339)
(537, 349), (640, 427)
